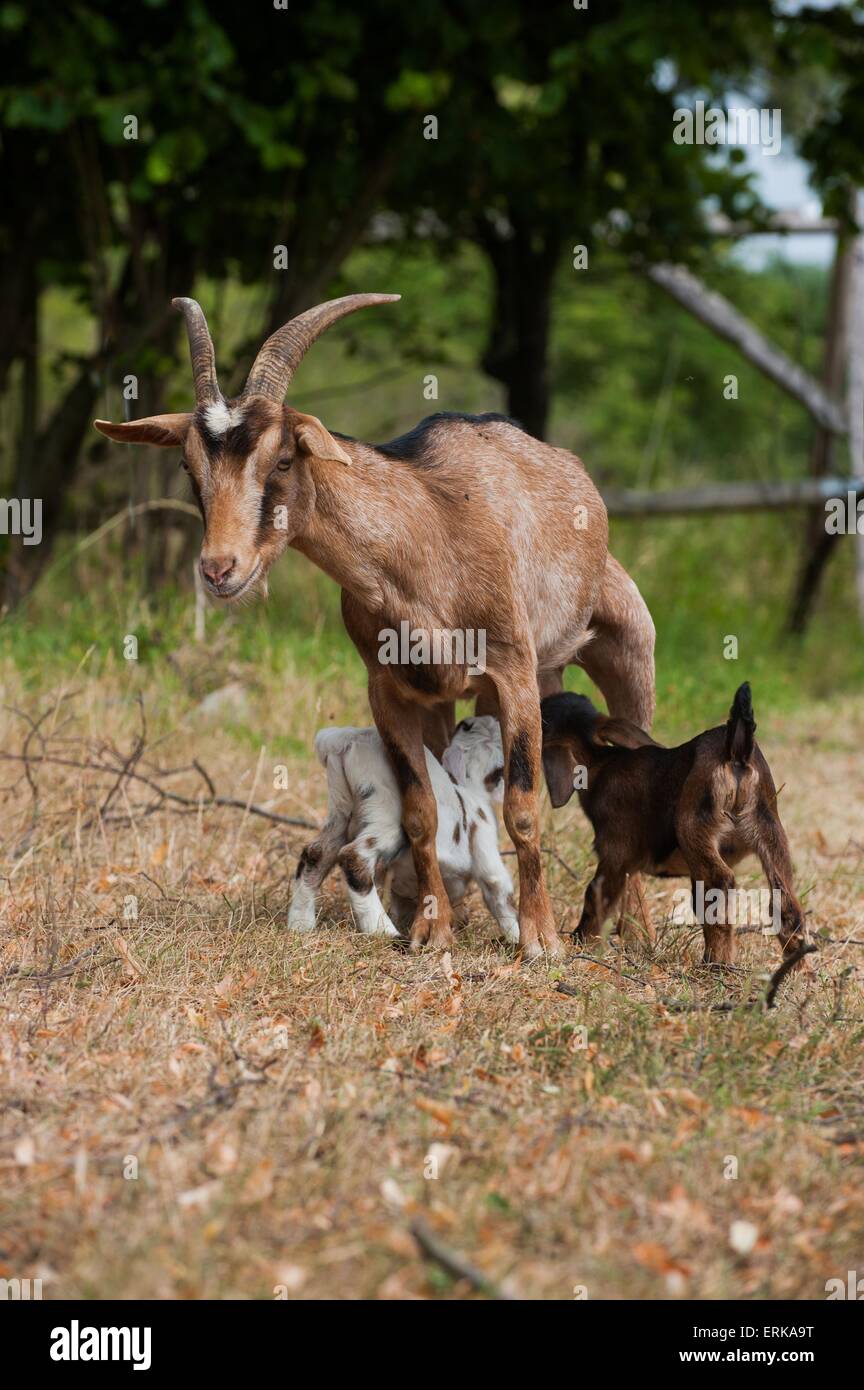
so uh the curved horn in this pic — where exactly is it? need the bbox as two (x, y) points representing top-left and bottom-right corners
(172, 297), (220, 404)
(243, 293), (400, 401)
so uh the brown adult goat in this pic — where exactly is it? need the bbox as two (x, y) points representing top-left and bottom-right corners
(540, 682), (809, 965)
(94, 294), (655, 958)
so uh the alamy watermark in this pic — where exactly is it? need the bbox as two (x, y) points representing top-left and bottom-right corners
(0, 1276), (42, 1300)
(825, 1270), (863, 1299)
(50, 1321), (151, 1370)
(0, 498), (42, 545)
(673, 883), (783, 933)
(673, 101), (781, 156)
(378, 621), (487, 675)
(825, 492), (864, 535)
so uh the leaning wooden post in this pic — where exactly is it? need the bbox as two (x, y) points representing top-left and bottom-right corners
(846, 196), (864, 622)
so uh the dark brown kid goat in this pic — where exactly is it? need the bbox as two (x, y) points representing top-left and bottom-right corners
(540, 683), (809, 965)
(94, 295), (655, 959)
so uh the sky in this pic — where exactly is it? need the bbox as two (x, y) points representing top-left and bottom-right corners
(732, 0), (845, 269)
(733, 145), (835, 270)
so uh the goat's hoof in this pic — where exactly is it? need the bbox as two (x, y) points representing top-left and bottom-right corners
(409, 921), (454, 952)
(287, 912), (316, 933)
(543, 933), (567, 960)
(494, 925), (521, 946)
(364, 918), (400, 938)
(521, 933), (565, 961)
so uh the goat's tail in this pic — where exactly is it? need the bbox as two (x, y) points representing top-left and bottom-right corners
(724, 682), (756, 764)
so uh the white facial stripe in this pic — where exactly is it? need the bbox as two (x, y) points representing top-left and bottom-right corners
(198, 418), (283, 560)
(202, 401), (246, 436)
(204, 455), (261, 555)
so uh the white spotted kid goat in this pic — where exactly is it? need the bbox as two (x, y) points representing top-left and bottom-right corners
(289, 716), (519, 943)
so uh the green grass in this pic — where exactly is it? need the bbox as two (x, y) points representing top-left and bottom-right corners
(3, 505), (862, 743)
(3, 240), (862, 737)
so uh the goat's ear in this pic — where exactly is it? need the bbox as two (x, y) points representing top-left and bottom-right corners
(594, 715), (660, 750)
(542, 746), (577, 807)
(93, 414), (192, 447)
(293, 412), (352, 466)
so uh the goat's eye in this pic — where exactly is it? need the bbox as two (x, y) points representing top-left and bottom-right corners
(179, 458), (190, 473)
(274, 456), (292, 473)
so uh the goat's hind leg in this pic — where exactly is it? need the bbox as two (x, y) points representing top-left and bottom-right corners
(675, 769), (740, 965)
(684, 855), (738, 966)
(753, 815), (810, 965)
(579, 554), (655, 730)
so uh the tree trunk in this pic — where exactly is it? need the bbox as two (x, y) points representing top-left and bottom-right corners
(479, 219), (560, 441)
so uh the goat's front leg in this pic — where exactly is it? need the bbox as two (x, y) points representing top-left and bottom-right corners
(576, 856), (628, 940)
(369, 680), (453, 950)
(493, 668), (563, 959)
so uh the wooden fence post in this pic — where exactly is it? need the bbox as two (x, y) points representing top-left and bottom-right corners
(847, 204), (864, 620)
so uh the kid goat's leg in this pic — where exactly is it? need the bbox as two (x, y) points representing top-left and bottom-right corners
(471, 821), (520, 944)
(683, 850), (738, 965)
(369, 678), (453, 950)
(676, 775), (739, 965)
(754, 814), (809, 959)
(288, 814), (349, 931)
(576, 854), (629, 940)
(336, 838), (399, 937)
(494, 665), (563, 959)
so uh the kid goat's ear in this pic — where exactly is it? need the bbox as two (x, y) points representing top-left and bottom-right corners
(292, 412), (352, 466)
(542, 746), (578, 808)
(593, 715), (660, 750)
(93, 414), (193, 447)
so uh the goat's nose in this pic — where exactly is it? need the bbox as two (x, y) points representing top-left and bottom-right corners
(200, 554), (236, 587)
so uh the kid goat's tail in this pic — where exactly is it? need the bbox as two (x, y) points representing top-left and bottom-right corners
(725, 682), (756, 764)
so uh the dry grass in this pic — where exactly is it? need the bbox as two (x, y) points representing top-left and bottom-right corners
(1, 656), (863, 1301)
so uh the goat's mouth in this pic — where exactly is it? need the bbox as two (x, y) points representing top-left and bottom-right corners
(208, 557), (264, 602)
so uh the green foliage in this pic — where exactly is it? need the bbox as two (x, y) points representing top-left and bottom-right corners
(3, 2), (864, 694)
(4, 242), (862, 734)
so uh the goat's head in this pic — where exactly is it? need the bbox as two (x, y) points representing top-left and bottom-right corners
(540, 692), (660, 806)
(442, 716), (506, 803)
(94, 293), (399, 600)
